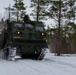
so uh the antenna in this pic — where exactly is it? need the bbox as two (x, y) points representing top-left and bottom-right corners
(4, 4), (11, 21)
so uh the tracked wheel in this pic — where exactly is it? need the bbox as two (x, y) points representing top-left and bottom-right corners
(38, 48), (46, 60)
(38, 53), (45, 60)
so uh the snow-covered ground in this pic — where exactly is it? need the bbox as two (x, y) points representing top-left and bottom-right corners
(0, 52), (76, 75)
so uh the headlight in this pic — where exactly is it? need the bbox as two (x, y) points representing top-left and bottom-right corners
(17, 31), (20, 35)
(42, 33), (44, 35)
(14, 31), (22, 35)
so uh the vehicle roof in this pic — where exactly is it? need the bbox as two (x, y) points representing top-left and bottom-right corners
(11, 21), (44, 27)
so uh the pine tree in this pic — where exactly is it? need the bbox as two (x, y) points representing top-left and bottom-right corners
(30, 0), (48, 22)
(45, 0), (76, 56)
(12, 0), (26, 21)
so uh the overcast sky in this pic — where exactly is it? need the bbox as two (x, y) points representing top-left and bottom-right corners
(0, 0), (31, 18)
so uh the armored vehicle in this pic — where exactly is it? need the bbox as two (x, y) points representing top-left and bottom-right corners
(0, 16), (48, 60)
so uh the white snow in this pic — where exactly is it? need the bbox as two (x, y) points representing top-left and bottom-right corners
(0, 52), (76, 75)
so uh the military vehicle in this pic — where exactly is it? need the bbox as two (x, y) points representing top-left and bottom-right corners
(0, 15), (48, 60)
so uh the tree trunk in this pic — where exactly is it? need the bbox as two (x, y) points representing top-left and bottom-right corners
(36, 0), (39, 22)
(17, 11), (19, 21)
(57, 0), (61, 56)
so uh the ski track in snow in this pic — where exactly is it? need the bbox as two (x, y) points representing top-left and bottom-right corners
(0, 53), (76, 75)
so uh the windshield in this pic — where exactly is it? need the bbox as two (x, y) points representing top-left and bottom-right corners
(25, 24), (33, 28)
(14, 23), (23, 28)
(36, 26), (44, 31)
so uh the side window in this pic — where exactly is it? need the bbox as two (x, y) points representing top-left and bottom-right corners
(36, 26), (44, 31)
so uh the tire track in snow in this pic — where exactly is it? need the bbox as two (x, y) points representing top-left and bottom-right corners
(39, 59), (76, 75)
(18, 59), (56, 75)
(44, 58), (76, 69)
(18, 59), (69, 75)
(0, 58), (76, 75)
